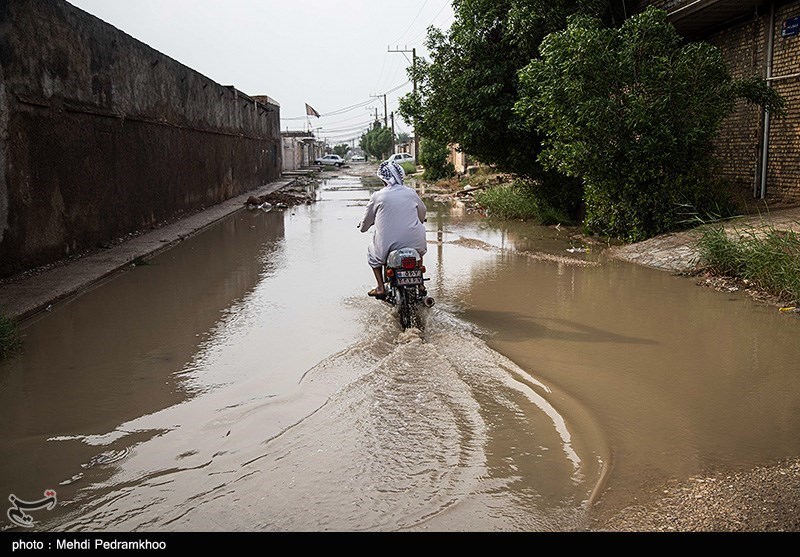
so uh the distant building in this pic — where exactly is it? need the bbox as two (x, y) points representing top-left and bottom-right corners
(447, 144), (471, 175)
(281, 131), (314, 171)
(396, 137), (414, 155)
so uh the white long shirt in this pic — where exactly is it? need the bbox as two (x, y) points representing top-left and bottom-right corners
(359, 183), (427, 268)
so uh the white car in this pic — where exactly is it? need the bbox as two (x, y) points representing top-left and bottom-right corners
(350, 154), (365, 162)
(386, 152), (415, 165)
(316, 154), (345, 167)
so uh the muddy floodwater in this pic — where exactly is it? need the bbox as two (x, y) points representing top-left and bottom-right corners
(2, 172), (799, 532)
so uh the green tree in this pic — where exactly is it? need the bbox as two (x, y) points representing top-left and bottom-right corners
(360, 124), (393, 161)
(333, 143), (350, 158)
(516, 7), (783, 241)
(419, 138), (454, 181)
(398, 0), (629, 216)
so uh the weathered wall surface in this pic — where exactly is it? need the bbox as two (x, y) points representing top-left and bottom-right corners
(706, 10), (767, 201)
(640, 0), (800, 203)
(281, 131), (317, 171)
(762, 1), (800, 201)
(0, 0), (281, 278)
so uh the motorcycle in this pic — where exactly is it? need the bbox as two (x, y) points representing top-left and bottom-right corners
(381, 247), (435, 330)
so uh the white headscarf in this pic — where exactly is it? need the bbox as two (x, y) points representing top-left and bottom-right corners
(377, 161), (405, 187)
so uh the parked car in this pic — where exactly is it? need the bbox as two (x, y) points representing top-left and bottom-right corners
(316, 154), (345, 167)
(386, 152), (415, 165)
(350, 154), (365, 162)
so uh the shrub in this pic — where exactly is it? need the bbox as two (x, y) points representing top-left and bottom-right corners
(473, 181), (571, 224)
(419, 138), (454, 182)
(516, 7), (784, 242)
(400, 161), (417, 176)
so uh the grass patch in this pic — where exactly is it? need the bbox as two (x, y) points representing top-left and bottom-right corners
(0, 314), (22, 361)
(697, 223), (800, 302)
(473, 182), (571, 225)
(400, 161), (417, 176)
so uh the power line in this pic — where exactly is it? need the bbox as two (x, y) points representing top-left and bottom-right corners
(372, 52), (390, 93)
(406, 0), (454, 46)
(280, 98), (376, 121)
(319, 111), (378, 127)
(389, 0), (431, 46)
(321, 120), (374, 133)
(388, 47), (419, 161)
(280, 81), (410, 121)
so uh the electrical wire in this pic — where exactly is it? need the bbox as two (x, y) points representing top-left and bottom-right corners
(279, 80), (410, 122)
(388, 0), (431, 46)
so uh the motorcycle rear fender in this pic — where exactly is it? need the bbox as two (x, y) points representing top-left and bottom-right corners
(386, 248), (421, 269)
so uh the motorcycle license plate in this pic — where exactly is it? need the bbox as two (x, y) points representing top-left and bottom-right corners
(394, 269), (423, 285)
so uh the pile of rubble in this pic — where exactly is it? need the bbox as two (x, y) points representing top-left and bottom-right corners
(245, 188), (316, 211)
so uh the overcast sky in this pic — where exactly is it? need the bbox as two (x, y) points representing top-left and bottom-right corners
(66, 0), (455, 145)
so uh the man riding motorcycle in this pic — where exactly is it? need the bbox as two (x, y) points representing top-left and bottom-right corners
(358, 161), (427, 300)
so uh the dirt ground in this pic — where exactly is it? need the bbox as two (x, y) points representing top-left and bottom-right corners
(592, 458), (800, 532)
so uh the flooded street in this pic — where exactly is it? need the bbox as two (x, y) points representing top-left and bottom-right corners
(2, 171), (800, 532)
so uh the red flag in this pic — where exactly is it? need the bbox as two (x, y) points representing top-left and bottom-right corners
(305, 103), (320, 118)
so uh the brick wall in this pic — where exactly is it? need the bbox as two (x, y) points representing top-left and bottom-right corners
(640, 0), (800, 203)
(706, 14), (766, 203)
(765, 1), (800, 200)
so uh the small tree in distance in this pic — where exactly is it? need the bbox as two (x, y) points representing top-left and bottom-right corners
(333, 144), (350, 158)
(419, 138), (454, 182)
(360, 124), (393, 161)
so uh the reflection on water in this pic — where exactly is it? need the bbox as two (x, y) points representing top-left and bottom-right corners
(455, 224), (800, 520)
(0, 210), (285, 510)
(1, 173), (799, 531)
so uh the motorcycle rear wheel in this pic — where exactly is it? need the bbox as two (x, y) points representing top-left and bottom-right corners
(397, 288), (418, 330)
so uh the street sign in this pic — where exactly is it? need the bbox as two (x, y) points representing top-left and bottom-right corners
(782, 16), (800, 38)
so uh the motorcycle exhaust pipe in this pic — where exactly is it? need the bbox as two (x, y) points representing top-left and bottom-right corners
(423, 297), (435, 308)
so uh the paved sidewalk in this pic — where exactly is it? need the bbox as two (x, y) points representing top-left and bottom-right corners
(0, 179), (295, 322)
(606, 206), (800, 273)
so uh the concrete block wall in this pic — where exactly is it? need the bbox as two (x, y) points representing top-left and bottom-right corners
(0, 0), (281, 278)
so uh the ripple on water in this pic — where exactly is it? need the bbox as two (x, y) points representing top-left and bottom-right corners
(49, 306), (601, 532)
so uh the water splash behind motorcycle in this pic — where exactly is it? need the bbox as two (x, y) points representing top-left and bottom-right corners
(381, 247), (435, 330)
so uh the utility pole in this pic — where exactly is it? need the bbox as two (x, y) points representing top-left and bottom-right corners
(366, 105), (379, 125)
(370, 93), (388, 128)
(390, 111), (396, 155)
(388, 45), (418, 162)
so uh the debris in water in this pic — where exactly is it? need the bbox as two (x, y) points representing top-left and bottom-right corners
(447, 236), (600, 267)
(245, 190), (316, 210)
